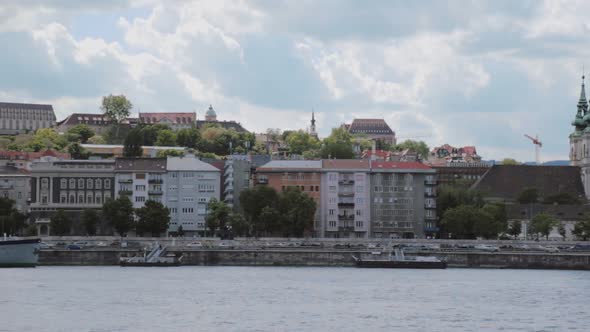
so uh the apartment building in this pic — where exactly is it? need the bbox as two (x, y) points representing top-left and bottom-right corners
(223, 157), (251, 212)
(0, 166), (30, 213)
(114, 158), (167, 208)
(166, 155), (221, 236)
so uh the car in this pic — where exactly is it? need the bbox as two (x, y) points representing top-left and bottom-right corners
(73, 241), (91, 248)
(109, 240), (121, 247)
(39, 242), (54, 249)
(474, 244), (499, 252)
(218, 242), (234, 249)
(541, 246), (560, 253)
(187, 241), (203, 247)
(95, 241), (108, 247)
(66, 244), (82, 250)
(571, 244), (590, 251)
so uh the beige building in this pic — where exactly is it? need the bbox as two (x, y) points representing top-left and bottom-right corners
(0, 102), (56, 135)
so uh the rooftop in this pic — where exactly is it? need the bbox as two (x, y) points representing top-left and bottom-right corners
(167, 155), (220, 171)
(115, 158), (167, 172)
(322, 159), (370, 169)
(371, 161), (434, 172)
(258, 160), (322, 170)
(348, 119), (394, 135)
(139, 112), (196, 125)
(0, 102), (54, 111)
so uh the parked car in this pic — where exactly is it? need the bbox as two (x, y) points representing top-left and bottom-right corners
(541, 246), (560, 253)
(474, 244), (499, 252)
(39, 242), (54, 249)
(73, 241), (91, 248)
(95, 241), (108, 247)
(66, 244), (82, 250)
(571, 244), (590, 251)
(187, 241), (203, 247)
(218, 242), (234, 249)
(109, 240), (121, 247)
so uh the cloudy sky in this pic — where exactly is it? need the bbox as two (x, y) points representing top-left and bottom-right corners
(0, 0), (587, 161)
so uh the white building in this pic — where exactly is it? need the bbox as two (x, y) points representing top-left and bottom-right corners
(166, 155), (221, 235)
(114, 158), (167, 209)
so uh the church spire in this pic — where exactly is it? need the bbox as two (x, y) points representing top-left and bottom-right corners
(578, 75), (587, 112)
(310, 110), (317, 138)
(573, 74), (588, 132)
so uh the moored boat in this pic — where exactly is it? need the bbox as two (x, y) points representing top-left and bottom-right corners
(0, 237), (41, 267)
(120, 243), (182, 267)
(352, 247), (447, 269)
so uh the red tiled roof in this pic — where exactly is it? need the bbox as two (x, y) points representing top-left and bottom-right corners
(322, 159), (370, 169)
(57, 113), (114, 126)
(139, 112), (196, 125)
(362, 150), (391, 159)
(348, 119), (394, 135)
(371, 161), (432, 170)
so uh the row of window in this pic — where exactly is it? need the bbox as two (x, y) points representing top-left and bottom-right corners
(281, 185), (320, 192)
(374, 197), (413, 204)
(374, 186), (413, 192)
(326, 221), (365, 228)
(59, 192), (111, 204)
(373, 221), (414, 228)
(329, 185), (364, 193)
(60, 178), (111, 190)
(0, 110), (53, 120)
(375, 209), (415, 217)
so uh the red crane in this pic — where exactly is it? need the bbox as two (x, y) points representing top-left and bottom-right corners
(524, 134), (542, 165)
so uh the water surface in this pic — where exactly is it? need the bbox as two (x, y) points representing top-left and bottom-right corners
(1, 267), (588, 331)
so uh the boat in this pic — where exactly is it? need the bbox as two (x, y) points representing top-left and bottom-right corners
(120, 243), (183, 267)
(0, 236), (41, 267)
(352, 247), (447, 269)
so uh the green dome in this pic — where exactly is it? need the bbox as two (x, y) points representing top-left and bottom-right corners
(573, 117), (586, 126)
(572, 130), (583, 137)
(206, 105), (216, 117)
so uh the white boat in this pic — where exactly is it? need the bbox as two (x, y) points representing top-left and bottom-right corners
(352, 247), (447, 269)
(0, 236), (41, 267)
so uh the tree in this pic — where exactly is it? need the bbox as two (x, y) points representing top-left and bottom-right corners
(135, 200), (170, 237)
(156, 149), (184, 158)
(102, 196), (135, 236)
(140, 124), (170, 146)
(123, 128), (144, 157)
(68, 143), (89, 159)
(258, 206), (281, 236)
(558, 223), (567, 240)
(50, 209), (71, 236)
(82, 209), (99, 236)
(239, 186), (279, 231)
(517, 188), (539, 204)
(321, 127), (354, 159)
(501, 158), (520, 165)
(436, 185), (484, 236)
(155, 129), (176, 146)
(476, 203), (508, 239)
(176, 128), (200, 149)
(285, 130), (319, 155)
(229, 213), (249, 237)
(530, 213), (559, 240)
(277, 187), (316, 237)
(394, 140), (430, 159)
(572, 218), (590, 240)
(507, 221), (522, 239)
(441, 205), (493, 239)
(205, 199), (232, 237)
(0, 198), (26, 235)
(101, 94), (132, 137)
(67, 124), (95, 143)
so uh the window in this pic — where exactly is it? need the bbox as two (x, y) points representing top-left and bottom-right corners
(169, 185), (178, 191)
(356, 185), (364, 193)
(135, 196), (146, 202)
(182, 208), (194, 214)
(17, 192), (21, 199)
(182, 197), (195, 202)
(315, 186), (319, 191)
(329, 209), (335, 215)
(356, 198), (364, 204)
(136, 173), (146, 180)
(69, 179), (76, 189)
(170, 172), (178, 178)
(356, 210), (362, 216)
(198, 197), (208, 203)
(78, 179), (84, 189)
(60, 193), (66, 203)
(60, 179), (67, 188)
(169, 197), (178, 202)
(356, 221), (364, 227)
(104, 192), (111, 200)
(78, 195), (84, 204)
(104, 179), (111, 189)
(136, 185), (146, 191)
(69, 195), (75, 203)
(170, 208), (178, 213)
(329, 174), (337, 181)
(87, 179), (93, 189)
(95, 179), (102, 189)
(329, 186), (336, 192)
(87, 193), (93, 204)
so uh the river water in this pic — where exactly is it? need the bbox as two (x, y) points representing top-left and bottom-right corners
(1, 266), (588, 332)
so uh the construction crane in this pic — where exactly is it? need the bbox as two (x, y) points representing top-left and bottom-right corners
(524, 134), (542, 165)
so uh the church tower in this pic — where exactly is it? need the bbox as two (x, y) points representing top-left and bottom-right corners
(309, 111), (318, 138)
(570, 75), (590, 198)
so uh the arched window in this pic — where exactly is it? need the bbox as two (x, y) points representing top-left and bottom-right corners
(60, 179), (67, 188)
(78, 179), (84, 189)
(69, 195), (75, 204)
(87, 179), (93, 189)
(78, 195), (84, 204)
(104, 179), (111, 189)
(69, 179), (76, 189)
(87, 193), (93, 204)
(95, 194), (102, 204)
(95, 179), (102, 189)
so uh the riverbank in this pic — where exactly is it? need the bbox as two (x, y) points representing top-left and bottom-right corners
(39, 248), (590, 270)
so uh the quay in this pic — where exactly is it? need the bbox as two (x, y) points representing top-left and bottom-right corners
(37, 237), (590, 270)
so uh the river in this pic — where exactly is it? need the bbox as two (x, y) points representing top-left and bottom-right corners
(1, 266), (588, 332)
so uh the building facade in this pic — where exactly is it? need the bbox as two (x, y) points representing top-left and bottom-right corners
(166, 155), (221, 235)
(114, 158), (167, 209)
(196, 105), (248, 132)
(138, 112), (196, 130)
(223, 157), (251, 212)
(342, 119), (396, 145)
(370, 162), (436, 239)
(320, 160), (371, 238)
(0, 166), (30, 213)
(0, 102), (56, 135)
(56, 113), (128, 134)
(29, 157), (115, 235)
(570, 76), (590, 199)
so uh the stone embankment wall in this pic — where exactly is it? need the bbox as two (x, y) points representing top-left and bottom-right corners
(39, 249), (590, 270)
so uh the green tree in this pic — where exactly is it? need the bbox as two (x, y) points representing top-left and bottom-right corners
(102, 196), (135, 236)
(50, 209), (71, 236)
(480, 203), (508, 236)
(101, 94), (132, 137)
(321, 127), (354, 159)
(68, 143), (89, 159)
(558, 223), (567, 239)
(228, 213), (249, 237)
(176, 128), (200, 149)
(277, 187), (316, 237)
(156, 149), (184, 158)
(205, 199), (232, 237)
(239, 186), (279, 232)
(394, 140), (430, 158)
(530, 213), (559, 240)
(88, 135), (106, 144)
(507, 221), (522, 239)
(140, 124), (170, 146)
(155, 129), (177, 146)
(82, 209), (99, 236)
(0, 198), (26, 235)
(123, 128), (144, 157)
(572, 218), (590, 240)
(26, 128), (68, 152)
(135, 200), (170, 237)
(67, 124), (95, 143)
(285, 130), (319, 155)
(436, 185), (484, 236)
(441, 205), (492, 239)
(517, 188), (539, 204)
(501, 158), (520, 165)
(258, 206), (281, 236)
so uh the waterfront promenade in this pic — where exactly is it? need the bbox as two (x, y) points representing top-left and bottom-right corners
(38, 237), (590, 270)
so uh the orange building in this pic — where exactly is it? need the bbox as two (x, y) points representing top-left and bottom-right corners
(255, 160), (322, 234)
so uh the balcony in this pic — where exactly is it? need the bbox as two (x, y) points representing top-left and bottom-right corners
(0, 184), (14, 190)
(148, 190), (163, 195)
(257, 178), (268, 184)
(424, 191), (436, 197)
(118, 179), (133, 184)
(148, 179), (163, 184)
(424, 179), (437, 185)
(425, 215), (437, 220)
(118, 190), (132, 196)
(338, 226), (354, 232)
(338, 190), (354, 196)
(425, 203), (436, 209)
(424, 226), (440, 232)
(338, 179), (354, 185)
(338, 214), (354, 221)
(338, 201), (354, 207)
